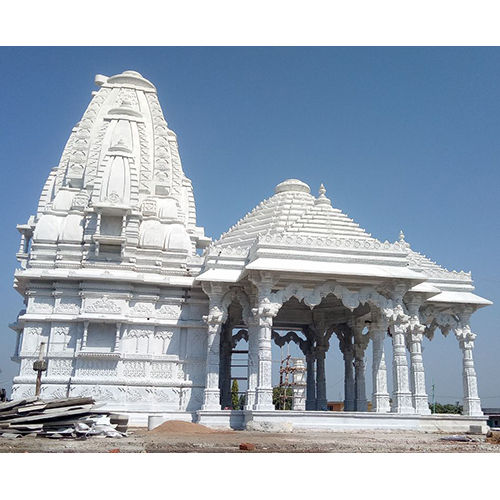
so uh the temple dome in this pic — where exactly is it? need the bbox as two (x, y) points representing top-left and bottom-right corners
(275, 179), (311, 194)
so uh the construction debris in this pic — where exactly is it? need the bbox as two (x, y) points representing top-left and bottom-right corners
(0, 397), (128, 439)
(439, 434), (480, 442)
(239, 442), (256, 451)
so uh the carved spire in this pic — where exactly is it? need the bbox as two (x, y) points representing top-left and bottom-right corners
(315, 183), (331, 206)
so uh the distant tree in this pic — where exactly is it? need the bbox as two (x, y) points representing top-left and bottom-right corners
(429, 401), (463, 414)
(273, 386), (293, 410)
(231, 379), (240, 410)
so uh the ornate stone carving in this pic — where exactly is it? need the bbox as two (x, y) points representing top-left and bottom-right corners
(157, 304), (181, 318)
(151, 361), (175, 379)
(50, 359), (73, 376)
(30, 299), (53, 313)
(55, 301), (80, 314)
(77, 359), (117, 377)
(146, 387), (176, 403)
(70, 385), (114, 400)
(85, 296), (121, 313)
(130, 302), (154, 317)
(123, 361), (147, 378)
(126, 328), (151, 338)
(154, 328), (173, 340)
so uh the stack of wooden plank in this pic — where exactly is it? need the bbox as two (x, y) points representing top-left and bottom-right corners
(0, 397), (128, 439)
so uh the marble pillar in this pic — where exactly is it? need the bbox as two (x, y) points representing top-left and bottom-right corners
(292, 358), (306, 410)
(408, 332), (431, 415)
(354, 337), (368, 412)
(202, 318), (223, 410)
(245, 321), (258, 410)
(253, 312), (274, 411)
(391, 323), (414, 413)
(370, 326), (390, 413)
(456, 326), (482, 416)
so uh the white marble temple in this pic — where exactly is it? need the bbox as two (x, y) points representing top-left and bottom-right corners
(8, 71), (492, 429)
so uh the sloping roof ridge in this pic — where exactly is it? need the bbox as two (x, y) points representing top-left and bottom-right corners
(284, 198), (374, 239)
(406, 245), (472, 280)
(214, 190), (314, 247)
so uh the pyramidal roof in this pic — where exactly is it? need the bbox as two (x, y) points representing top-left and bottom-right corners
(215, 179), (373, 249)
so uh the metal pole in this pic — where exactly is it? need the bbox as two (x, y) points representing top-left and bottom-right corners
(34, 342), (47, 398)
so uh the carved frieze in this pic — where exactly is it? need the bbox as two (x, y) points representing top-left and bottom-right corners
(85, 295), (121, 313)
(77, 359), (117, 377)
(130, 302), (154, 317)
(55, 300), (81, 314)
(126, 328), (151, 338)
(71, 385), (114, 400)
(123, 361), (147, 378)
(146, 387), (177, 403)
(157, 303), (181, 319)
(49, 359), (73, 376)
(29, 298), (54, 313)
(150, 361), (177, 380)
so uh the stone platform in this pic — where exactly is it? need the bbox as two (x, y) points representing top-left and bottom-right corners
(144, 410), (488, 434)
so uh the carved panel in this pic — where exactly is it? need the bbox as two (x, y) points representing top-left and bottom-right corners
(118, 386), (146, 402)
(77, 359), (117, 377)
(49, 359), (73, 376)
(70, 384), (114, 400)
(130, 302), (154, 317)
(126, 327), (152, 338)
(123, 361), (147, 378)
(146, 387), (178, 403)
(55, 300), (81, 314)
(29, 297), (54, 313)
(85, 296), (121, 313)
(157, 303), (181, 319)
(150, 361), (177, 380)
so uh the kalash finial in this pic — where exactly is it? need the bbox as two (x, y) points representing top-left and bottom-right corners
(315, 183), (331, 206)
(399, 229), (405, 242)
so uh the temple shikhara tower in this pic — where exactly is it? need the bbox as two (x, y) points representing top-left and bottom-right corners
(9, 70), (492, 431)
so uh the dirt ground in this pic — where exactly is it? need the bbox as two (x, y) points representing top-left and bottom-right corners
(1, 426), (500, 453)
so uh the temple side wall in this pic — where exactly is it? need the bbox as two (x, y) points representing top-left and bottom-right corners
(11, 280), (209, 413)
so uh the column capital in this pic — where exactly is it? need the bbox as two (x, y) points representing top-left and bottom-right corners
(455, 325), (476, 348)
(251, 296), (280, 327)
(201, 282), (227, 303)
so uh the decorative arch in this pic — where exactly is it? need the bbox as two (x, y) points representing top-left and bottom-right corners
(269, 281), (396, 318)
(221, 287), (252, 324)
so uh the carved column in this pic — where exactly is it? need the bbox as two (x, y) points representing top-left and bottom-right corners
(353, 328), (369, 412)
(292, 358), (306, 410)
(315, 344), (327, 410)
(391, 321), (414, 413)
(245, 319), (258, 410)
(253, 302), (276, 411)
(406, 299), (430, 415)
(338, 326), (355, 412)
(305, 347), (317, 410)
(455, 315), (482, 416)
(370, 321), (390, 413)
(408, 332), (430, 415)
(201, 287), (225, 411)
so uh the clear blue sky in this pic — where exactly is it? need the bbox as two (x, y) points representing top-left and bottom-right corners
(0, 47), (498, 406)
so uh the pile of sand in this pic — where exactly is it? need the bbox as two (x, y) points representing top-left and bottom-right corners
(149, 420), (217, 435)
